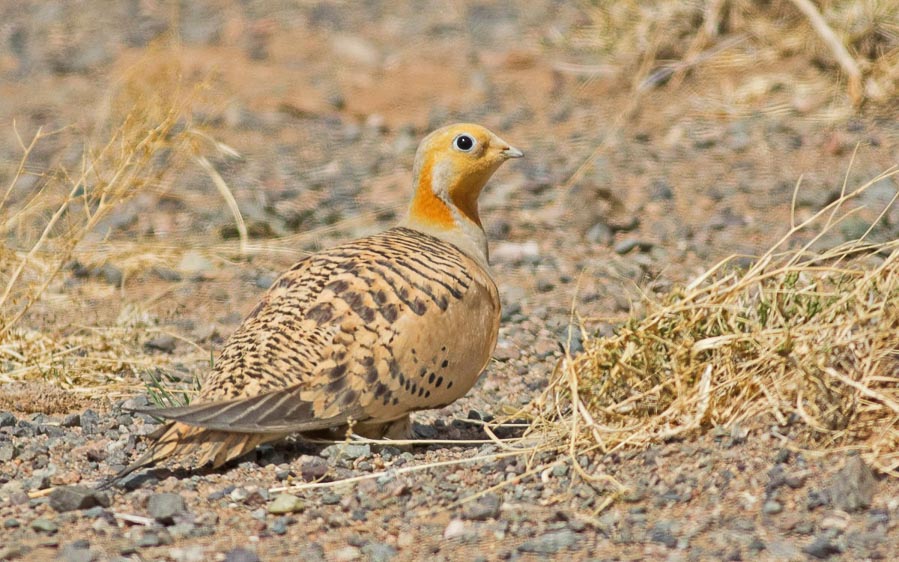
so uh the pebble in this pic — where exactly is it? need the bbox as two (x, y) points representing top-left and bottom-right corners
(492, 240), (539, 264)
(30, 517), (59, 533)
(830, 455), (876, 512)
(267, 493), (305, 514)
(0, 412), (16, 427)
(0, 443), (14, 462)
(360, 543), (397, 562)
(462, 493), (501, 520)
(518, 529), (578, 554)
(332, 546), (362, 562)
(169, 545), (206, 562)
(79, 410), (100, 435)
(144, 335), (177, 353)
(443, 519), (466, 539)
(762, 500), (783, 515)
(49, 486), (109, 513)
(58, 541), (93, 562)
(147, 492), (187, 525)
(322, 443), (371, 463)
(649, 522), (678, 548)
(613, 238), (653, 255)
(803, 535), (841, 559)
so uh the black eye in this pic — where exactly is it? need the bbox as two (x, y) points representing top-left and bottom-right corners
(454, 134), (474, 152)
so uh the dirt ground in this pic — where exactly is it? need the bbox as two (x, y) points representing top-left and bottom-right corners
(1, 2), (898, 561)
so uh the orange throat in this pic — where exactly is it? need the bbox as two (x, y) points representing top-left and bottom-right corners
(409, 172), (482, 229)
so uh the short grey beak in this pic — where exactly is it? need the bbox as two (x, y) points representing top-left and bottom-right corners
(502, 146), (524, 159)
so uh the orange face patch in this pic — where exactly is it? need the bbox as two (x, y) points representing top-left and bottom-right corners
(408, 157), (455, 229)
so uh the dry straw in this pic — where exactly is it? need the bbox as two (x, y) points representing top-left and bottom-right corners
(0, 53), (236, 392)
(524, 162), (898, 480)
(572, 0), (899, 106)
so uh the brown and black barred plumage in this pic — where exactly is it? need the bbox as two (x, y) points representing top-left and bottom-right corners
(110, 124), (522, 482)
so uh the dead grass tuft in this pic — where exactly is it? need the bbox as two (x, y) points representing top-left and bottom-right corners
(0, 52), (219, 393)
(573, 0), (899, 106)
(525, 164), (899, 480)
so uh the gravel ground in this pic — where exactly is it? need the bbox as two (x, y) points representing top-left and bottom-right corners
(1, 1), (898, 561)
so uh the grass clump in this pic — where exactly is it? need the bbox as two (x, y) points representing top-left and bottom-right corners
(0, 55), (214, 392)
(530, 165), (898, 476)
(572, 0), (899, 106)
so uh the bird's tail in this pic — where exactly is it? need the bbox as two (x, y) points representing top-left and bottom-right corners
(99, 422), (286, 489)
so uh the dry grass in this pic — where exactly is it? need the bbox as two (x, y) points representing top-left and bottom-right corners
(0, 54), (222, 394)
(573, 0), (899, 107)
(525, 164), (899, 482)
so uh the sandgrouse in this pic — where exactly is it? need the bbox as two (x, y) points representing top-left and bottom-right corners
(112, 123), (522, 482)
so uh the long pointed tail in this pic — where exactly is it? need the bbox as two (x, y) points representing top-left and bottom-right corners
(99, 422), (286, 489)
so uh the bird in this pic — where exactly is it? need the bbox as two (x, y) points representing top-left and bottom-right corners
(108, 123), (523, 483)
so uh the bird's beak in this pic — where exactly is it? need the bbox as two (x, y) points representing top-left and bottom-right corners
(501, 145), (524, 159)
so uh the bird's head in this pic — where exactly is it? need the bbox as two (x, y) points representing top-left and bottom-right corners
(407, 123), (523, 231)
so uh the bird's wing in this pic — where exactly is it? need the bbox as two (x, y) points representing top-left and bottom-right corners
(133, 384), (364, 433)
(142, 227), (485, 434)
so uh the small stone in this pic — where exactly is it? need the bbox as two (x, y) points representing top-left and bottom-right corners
(137, 531), (161, 547)
(58, 541), (93, 562)
(443, 519), (466, 539)
(613, 238), (653, 255)
(649, 522), (678, 548)
(0, 412), (16, 427)
(0, 443), (14, 462)
(79, 410), (100, 435)
(762, 500), (783, 515)
(144, 335), (176, 353)
(61, 413), (81, 428)
(223, 548), (261, 562)
(49, 486), (108, 513)
(360, 543), (397, 562)
(30, 518), (58, 533)
(462, 493), (501, 521)
(586, 221), (613, 245)
(268, 494), (304, 514)
(269, 517), (288, 535)
(492, 241), (540, 264)
(518, 530), (578, 554)
(4, 518), (20, 528)
(147, 492), (186, 525)
(300, 456), (329, 481)
(803, 536), (841, 559)
(169, 545), (206, 562)
(830, 455), (876, 512)
(332, 546), (361, 562)
(412, 423), (438, 439)
(178, 251), (214, 274)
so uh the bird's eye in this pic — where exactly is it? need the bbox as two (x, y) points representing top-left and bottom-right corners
(453, 134), (475, 152)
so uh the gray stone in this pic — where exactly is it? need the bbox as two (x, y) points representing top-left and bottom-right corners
(49, 486), (108, 513)
(0, 412), (16, 428)
(80, 410), (100, 435)
(58, 541), (93, 562)
(223, 548), (261, 562)
(144, 335), (176, 353)
(803, 535), (841, 559)
(30, 517), (58, 533)
(649, 522), (678, 548)
(762, 500), (783, 515)
(147, 492), (187, 525)
(0, 443), (14, 462)
(267, 493), (304, 514)
(360, 543), (397, 562)
(61, 413), (81, 428)
(518, 530), (578, 554)
(614, 238), (653, 255)
(831, 455), (876, 512)
(462, 493), (501, 521)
